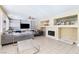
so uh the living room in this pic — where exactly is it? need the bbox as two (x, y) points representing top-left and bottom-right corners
(1, 5), (79, 54)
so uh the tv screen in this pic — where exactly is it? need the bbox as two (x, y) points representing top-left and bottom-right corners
(20, 24), (30, 29)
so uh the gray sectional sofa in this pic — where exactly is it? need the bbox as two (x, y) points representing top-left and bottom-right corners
(1, 31), (34, 45)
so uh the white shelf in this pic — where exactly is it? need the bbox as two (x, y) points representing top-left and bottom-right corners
(54, 25), (78, 28)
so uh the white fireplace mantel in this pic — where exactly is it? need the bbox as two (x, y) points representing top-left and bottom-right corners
(46, 26), (58, 40)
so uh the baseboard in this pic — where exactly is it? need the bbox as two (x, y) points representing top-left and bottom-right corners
(59, 39), (74, 45)
(2, 42), (17, 46)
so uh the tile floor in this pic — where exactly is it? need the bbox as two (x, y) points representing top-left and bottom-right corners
(0, 36), (79, 54)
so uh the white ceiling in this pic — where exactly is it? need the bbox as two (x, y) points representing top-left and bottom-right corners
(3, 5), (79, 20)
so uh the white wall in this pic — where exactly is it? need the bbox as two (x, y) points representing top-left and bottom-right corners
(0, 10), (2, 49)
(0, 15), (2, 33)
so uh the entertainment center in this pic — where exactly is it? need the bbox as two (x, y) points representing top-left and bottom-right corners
(9, 19), (31, 31)
(46, 10), (79, 45)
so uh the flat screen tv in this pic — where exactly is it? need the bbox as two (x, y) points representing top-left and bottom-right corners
(20, 23), (30, 29)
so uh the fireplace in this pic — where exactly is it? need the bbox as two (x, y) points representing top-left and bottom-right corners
(48, 31), (55, 36)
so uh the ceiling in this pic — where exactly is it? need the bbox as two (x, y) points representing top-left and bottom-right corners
(3, 5), (79, 20)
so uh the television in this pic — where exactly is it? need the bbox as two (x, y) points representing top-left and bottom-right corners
(20, 23), (30, 29)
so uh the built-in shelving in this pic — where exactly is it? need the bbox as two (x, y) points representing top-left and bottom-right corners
(38, 20), (49, 31)
(40, 20), (49, 27)
(46, 11), (79, 45)
(54, 15), (78, 26)
(53, 14), (79, 44)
